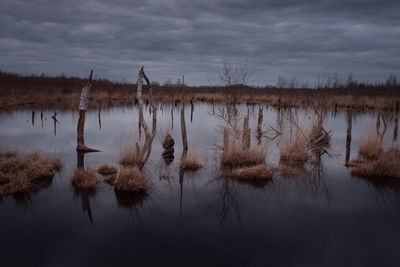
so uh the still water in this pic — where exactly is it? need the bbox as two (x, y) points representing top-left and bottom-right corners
(0, 103), (400, 266)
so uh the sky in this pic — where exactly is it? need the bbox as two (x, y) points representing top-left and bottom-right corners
(0, 0), (399, 86)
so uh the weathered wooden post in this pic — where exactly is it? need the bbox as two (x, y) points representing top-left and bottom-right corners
(257, 107), (263, 144)
(242, 114), (250, 149)
(98, 102), (102, 130)
(76, 70), (99, 152)
(345, 107), (352, 166)
(181, 99), (188, 157)
(31, 103), (35, 125)
(40, 111), (43, 128)
(52, 111), (58, 136)
(190, 96), (194, 123)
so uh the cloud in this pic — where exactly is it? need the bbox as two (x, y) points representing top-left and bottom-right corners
(0, 0), (399, 85)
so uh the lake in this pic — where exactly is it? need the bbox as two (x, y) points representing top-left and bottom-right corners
(1, 103), (400, 266)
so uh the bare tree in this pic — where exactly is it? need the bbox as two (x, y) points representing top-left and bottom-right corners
(218, 58), (254, 86)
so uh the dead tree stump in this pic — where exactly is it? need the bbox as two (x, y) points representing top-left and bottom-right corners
(76, 70), (99, 152)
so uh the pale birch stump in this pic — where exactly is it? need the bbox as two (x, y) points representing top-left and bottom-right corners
(76, 70), (100, 152)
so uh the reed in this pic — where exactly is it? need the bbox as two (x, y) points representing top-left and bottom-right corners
(221, 116), (266, 168)
(114, 167), (151, 192)
(71, 168), (100, 190)
(0, 152), (61, 195)
(351, 149), (400, 178)
(227, 164), (272, 180)
(358, 134), (383, 160)
(280, 133), (310, 164)
(180, 150), (203, 170)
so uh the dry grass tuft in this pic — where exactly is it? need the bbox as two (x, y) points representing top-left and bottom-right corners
(180, 151), (203, 170)
(280, 133), (310, 164)
(220, 116), (266, 168)
(221, 149), (265, 167)
(0, 152), (61, 195)
(351, 149), (400, 178)
(119, 133), (155, 167)
(97, 164), (118, 175)
(227, 164), (272, 180)
(358, 135), (383, 160)
(114, 167), (151, 192)
(71, 168), (100, 190)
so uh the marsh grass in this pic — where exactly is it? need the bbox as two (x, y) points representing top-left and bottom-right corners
(227, 164), (272, 180)
(2, 71), (399, 111)
(0, 152), (61, 196)
(280, 133), (310, 164)
(351, 148), (400, 178)
(114, 167), (151, 192)
(180, 150), (203, 170)
(119, 132), (154, 167)
(220, 116), (266, 168)
(120, 136), (142, 166)
(97, 164), (118, 175)
(72, 168), (100, 190)
(358, 134), (383, 160)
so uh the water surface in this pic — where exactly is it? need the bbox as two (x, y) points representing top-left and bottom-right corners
(1, 103), (400, 267)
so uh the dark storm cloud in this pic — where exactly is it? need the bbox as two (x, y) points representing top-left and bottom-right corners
(0, 0), (399, 85)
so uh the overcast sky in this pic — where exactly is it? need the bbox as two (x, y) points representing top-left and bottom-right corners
(0, 0), (399, 85)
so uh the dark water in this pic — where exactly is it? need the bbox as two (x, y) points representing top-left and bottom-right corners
(1, 103), (400, 267)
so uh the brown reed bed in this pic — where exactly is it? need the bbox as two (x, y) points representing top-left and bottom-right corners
(71, 168), (100, 190)
(226, 164), (272, 180)
(0, 152), (61, 196)
(220, 116), (266, 168)
(221, 149), (265, 168)
(119, 139), (142, 166)
(358, 135), (383, 160)
(280, 133), (310, 164)
(97, 164), (118, 175)
(114, 167), (151, 192)
(351, 148), (400, 178)
(119, 133), (154, 167)
(1, 71), (399, 111)
(180, 151), (203, 171)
